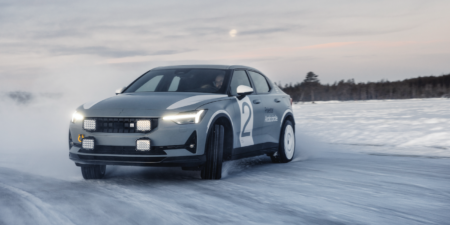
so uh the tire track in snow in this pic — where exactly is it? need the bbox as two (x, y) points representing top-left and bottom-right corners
(0, 183), (75, 225)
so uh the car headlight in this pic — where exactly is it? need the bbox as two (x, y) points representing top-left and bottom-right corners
(162, 110), (207, 125)
(71, 111), (84, 123)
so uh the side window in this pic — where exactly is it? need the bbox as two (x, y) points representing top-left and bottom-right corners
(168, 76), (180, 92)
(248, 71), (270, 93)
(136, 75), (163, 92)
(230, 70), (252, 96)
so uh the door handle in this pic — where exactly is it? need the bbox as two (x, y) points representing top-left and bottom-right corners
(274, 98), (281, 103)
(253, 99), (261, 104)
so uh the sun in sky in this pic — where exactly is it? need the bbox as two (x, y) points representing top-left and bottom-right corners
(229, 29), (237, 37)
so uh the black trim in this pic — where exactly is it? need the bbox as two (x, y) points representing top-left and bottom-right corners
(79, 145), (167, 155)
(184, 131), (197, 153)
(83, 117), (158, 133)
(70, 153), (206, 167)
(77, 144), (197, 155)
(75, 154), (166, 162)
(231, 142), (278, 160)
(154, 145), (186, 151)
(281, 112), (296, 128)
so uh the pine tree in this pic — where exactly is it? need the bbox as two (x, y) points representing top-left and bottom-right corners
(304, 72), (320, 84)
(303, 72), (320, 103)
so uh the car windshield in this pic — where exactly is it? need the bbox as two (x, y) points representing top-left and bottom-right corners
(124, 69), (230, 94)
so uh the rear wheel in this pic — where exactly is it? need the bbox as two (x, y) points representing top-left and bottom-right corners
(81, 165), (106, 179)
(201, 124), (224, 180)
(272, 120), (295, 163)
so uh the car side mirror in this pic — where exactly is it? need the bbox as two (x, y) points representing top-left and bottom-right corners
(115, 87), (126, 95)
(236, 85), (253, 100)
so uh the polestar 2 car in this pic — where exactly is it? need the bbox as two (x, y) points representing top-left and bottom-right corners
(69, 65), (295, 180)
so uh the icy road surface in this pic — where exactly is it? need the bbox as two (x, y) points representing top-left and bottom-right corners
(1, 98), (449, 224)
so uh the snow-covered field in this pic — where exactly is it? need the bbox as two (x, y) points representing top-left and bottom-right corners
(294, 98), (450, 158)
(1, 98), (449, 225)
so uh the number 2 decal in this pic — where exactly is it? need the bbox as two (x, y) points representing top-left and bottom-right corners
(237, 96), (254, 147)
(241, 102), (251, 137)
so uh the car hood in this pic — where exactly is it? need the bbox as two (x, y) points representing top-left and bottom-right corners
(78, 92), (229, 117)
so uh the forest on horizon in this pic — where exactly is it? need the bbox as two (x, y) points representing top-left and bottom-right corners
(278, 72), (450, 102)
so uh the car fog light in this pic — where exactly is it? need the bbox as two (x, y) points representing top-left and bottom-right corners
(136, 120), (151, 132)
(83, 119), (96, 131)
(136, 139), (151, 151)
(82, 137), (95, 150)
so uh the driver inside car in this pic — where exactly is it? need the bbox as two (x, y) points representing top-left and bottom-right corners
(201, 74), (224, 91)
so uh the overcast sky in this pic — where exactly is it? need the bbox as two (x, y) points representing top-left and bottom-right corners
(1, 0), (449, 95)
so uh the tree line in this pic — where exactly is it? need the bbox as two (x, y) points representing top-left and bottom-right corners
(278, 72), (450, 102)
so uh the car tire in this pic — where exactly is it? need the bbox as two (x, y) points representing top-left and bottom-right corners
(270, 154), (279, 163)
(201, 124), (224, 180)
(272, 120), (295, 163)
(81, 165), (106, 179)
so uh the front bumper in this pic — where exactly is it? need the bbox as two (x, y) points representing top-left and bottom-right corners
(70, 152), (206, 167)
(69, 108), (214, 166)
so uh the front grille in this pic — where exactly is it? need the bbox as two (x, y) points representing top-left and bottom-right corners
(84, 117), (158, 133)
(79, 145), (167, 155)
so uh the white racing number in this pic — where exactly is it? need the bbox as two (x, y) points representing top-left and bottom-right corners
(237, 96), (254, 147)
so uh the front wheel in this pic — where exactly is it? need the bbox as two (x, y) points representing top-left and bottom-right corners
(81, 165), (106, 179)
(272, 120), (295, 163)
(201, 124), (224, 180)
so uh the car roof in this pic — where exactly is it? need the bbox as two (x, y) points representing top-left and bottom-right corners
(151, 65), (263, 74)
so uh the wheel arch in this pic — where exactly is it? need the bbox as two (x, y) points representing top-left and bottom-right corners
(280, 109), (295, 131)
(205, 112), (234, 161)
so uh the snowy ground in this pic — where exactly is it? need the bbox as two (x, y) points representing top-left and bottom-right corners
(294, 98), (450, 158)
(1, 98), (450, 224)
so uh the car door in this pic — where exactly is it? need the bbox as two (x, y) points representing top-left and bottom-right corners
(229, 70), (265, 148)
(247, 70), (281, 145)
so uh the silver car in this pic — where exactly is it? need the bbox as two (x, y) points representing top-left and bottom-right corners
(68, 65), (295, 180)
